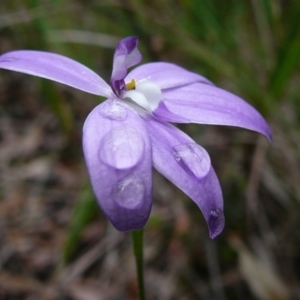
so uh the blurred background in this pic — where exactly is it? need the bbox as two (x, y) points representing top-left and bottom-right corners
(0, 0), (299, 299)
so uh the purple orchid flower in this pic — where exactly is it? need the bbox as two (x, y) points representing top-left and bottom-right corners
(0, 36), (271, 238)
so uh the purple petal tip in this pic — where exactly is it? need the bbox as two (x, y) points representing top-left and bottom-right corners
(117, 36), (139, 54)
(111, 36), (142, 95)
(208, 208), (225, 239)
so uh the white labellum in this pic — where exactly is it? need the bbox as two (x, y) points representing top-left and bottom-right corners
(122, 80), (162, 112)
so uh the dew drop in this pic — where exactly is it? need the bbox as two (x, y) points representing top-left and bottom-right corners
(99, 101), (127, 121)
(172, 143), (211, 179)
(114, 175), (145, 209)
(208, 208), (225, 239)
(98, 127), (144, 169)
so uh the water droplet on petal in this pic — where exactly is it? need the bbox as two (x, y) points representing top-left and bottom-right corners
(172, 143), (211, 179)
(208, 208), (225, 239)
(99, 127), (144, 169)
(114, 175), (145, 209)
(99, 101), (128, 121)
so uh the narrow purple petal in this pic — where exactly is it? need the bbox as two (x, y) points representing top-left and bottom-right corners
(0, 50), (112, 97)
(153, 101), (189, 123)
(144, 116), (224, 238)
(126, 62), (214, 89)
(83, 99), (152, 231)
(163, 83), (272, 141)
(111, 36), (142, 95)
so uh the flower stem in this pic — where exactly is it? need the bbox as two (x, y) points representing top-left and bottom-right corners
(131, 228), (145, 300)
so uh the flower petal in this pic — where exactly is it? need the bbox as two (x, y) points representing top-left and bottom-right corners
(0, 50), (111, 97)
(144, 116), (224, 238)
(135, 80), (162, 111)
(163, 83), (272, 141)
(122, 90), (152, 112)
(126, 62), (213, 89)
(111, 36), (142, 95)
(153, 101), (189, 123)
(83, 99), (152, 231)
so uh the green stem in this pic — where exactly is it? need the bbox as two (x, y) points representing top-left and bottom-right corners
(131, 229), (145, 300)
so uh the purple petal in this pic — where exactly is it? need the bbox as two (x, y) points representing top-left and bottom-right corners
(126, 62), (213, 89)
(83, 99), (152, 231)
(144, 116), (224, 238)
(0, 50), (112, 97)
(111, 36), (142, 95)
(153, 101), (189, 123)
(163, 83), (272, 141)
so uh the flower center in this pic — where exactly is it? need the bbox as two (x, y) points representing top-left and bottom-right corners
(126, 79), (136, 90)
(121, 80), (162, 112)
